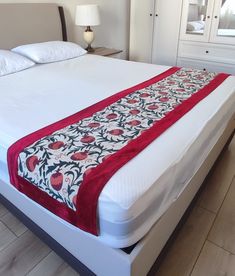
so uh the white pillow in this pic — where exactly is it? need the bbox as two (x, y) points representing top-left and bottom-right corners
(0, 50), (35, 77)
(187, 21), (205, 31)
(12, 41), (87, 64)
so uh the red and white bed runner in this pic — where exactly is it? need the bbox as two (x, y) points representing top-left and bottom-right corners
(7, 67), (229, 235)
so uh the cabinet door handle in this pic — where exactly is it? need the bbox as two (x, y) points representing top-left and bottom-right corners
(214, 15), (218, 19)
(203, 68), (206, 71)
(206, 50), (209, 54)
(150, 13), (153, 16)
(207, 15), (210, 19)
(155, 14), (158, 17)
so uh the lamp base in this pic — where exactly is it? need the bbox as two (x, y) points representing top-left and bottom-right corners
(86, 45), (95, 52)
(84, 27), (95, 53)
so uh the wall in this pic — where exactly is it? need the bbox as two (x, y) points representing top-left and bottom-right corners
(0, 0), (130, 58)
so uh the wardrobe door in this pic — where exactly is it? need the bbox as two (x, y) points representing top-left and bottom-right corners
(180, 0), (215, 43)
(210, 0), (235, 44)
(152, 0), (183, 66)
(129, 0), (155, 63)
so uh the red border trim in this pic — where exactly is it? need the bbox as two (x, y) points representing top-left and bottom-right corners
(8, 67), (179, 187)
(7, 68), (229, 235)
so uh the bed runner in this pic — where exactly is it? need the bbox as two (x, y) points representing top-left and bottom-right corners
(7, 67), (229, 235)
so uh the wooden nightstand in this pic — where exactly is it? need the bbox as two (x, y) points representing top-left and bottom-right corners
(88, 47), (123, 58)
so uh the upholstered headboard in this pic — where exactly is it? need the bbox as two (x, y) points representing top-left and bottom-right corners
(0, 4), (67, 49)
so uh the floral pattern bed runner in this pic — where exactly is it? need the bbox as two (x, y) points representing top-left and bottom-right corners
(8, 67), (229, 235)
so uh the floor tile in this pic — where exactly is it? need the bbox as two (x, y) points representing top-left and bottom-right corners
(27, 251), (79, 276)
(0, 230), (51, 276)
(208, 177), (235, 254)
(0, 221), (16, 252)
(1, 212), (28, 237)
(191, 241), (235, 276)
(0, 203), (9, 218)
(154, 207), (215, 276)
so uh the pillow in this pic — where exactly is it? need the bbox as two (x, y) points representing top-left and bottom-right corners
(187, 21), (205, 31)
(12, 41), (87, 64)
(0, 50), (35, 77)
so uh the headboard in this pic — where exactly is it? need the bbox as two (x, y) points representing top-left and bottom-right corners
(0, 4), (67, 50)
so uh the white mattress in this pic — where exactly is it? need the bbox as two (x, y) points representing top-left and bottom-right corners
(0, 55), (235, 248)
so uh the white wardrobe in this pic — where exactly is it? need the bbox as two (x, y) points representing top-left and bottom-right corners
(178, 0), (235, 74)
(129, 0), (235, 74)
(129, 0), (183, 66)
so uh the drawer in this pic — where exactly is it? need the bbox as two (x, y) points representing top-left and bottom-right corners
(177, 57), (235, 74)
(178, 41), (235, 65)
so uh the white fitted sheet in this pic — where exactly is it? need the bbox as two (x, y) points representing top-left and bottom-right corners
(0, 55), (235, 248)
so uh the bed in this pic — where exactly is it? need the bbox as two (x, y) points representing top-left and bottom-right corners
(0, 4), (235, 276)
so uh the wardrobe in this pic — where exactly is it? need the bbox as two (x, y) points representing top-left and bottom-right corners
(129, 0), (183, 66)
(129, 0), (235, 74)
(178, 0), (235, 73)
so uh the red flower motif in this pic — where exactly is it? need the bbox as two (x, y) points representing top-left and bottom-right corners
(109, 129), (124, 136)
(140, 93), (150, 98)
(128, 120), (141, 126)
(129, 109), (140, 115)
(159, 97), (169, 103)
(127, 99), (138, 104)
(50, 172), (63, 191)
(26, 156), (39, 172)
(71, 152), (88, 161)
(48, 141), (64, 150)
(81, 135), (95, 143)
(148, 104), (159, 110)
(176, 89), (185, 92)
(88, 122), (101, 128)
(106, 113), (118, 120)
(167, 81), (175, 85)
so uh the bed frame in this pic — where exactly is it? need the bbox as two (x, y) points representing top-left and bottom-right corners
(0, 4), (234, 275)
(0, 3), (67, 49)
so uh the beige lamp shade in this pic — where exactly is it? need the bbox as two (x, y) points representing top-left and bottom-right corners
(75, 5), (100, 27)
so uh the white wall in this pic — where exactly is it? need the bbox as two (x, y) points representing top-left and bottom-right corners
(74, 0), (130, 58)
(0, 0), (130, 58)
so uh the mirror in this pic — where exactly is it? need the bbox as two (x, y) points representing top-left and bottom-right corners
(218, 0), (235, 37)
(185, 0), (208, 35)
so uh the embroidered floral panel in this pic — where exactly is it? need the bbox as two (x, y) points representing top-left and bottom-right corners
(18, 68), (216, 210)
(8, 67), (229, 234)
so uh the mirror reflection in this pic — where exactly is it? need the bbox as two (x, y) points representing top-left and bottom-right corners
(186, 0), (208, 36)
(218, 0), (235, 37)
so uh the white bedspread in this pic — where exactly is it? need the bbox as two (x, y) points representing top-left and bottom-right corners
(0, 55), (235, 247)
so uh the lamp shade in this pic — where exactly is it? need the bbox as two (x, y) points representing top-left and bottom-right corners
(75, 5), (100, 27)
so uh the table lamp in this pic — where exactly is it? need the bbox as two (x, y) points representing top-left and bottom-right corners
(75, 5), (100, 52)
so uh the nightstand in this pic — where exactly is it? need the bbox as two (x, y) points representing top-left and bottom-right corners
(88, 47), (123, 58)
